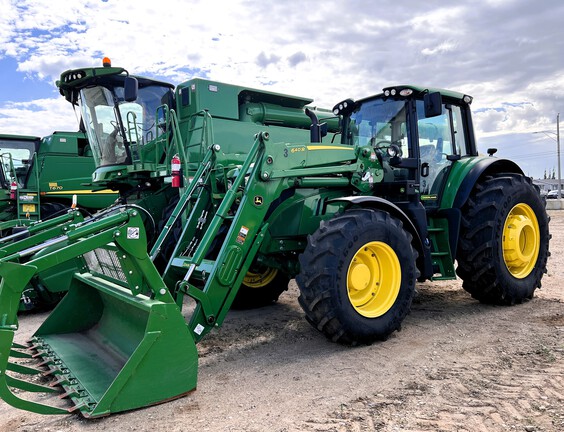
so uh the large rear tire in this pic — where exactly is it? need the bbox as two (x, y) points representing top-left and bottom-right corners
(456, 174), (550, 305)
(296, 209), (418, 345)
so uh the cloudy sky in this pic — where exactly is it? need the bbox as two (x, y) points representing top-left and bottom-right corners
(1, 0), (563, 179)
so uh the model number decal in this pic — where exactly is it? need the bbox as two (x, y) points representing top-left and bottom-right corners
(49, 182), (63, 190)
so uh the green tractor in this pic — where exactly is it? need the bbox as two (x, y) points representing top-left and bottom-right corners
(0, 62), (549, 417)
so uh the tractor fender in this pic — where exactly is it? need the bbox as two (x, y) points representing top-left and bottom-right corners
(451, 157), (523, 209)
(328, 196), (431, 278)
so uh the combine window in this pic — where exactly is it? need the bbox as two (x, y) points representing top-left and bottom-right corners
(0, 138), (37, 187)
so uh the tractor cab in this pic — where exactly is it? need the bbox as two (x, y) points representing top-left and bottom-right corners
(334, 85), (477, 208)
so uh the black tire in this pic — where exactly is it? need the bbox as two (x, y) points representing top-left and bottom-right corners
(40, 202), (69, 220)
(296, 208), (418, 345)
(456, 174), (550, 305)
(19, 282), (65, 313)
(231, 265), (290, 309)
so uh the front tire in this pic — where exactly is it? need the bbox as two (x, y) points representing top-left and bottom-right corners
(296, 209), (417, 345)
(456, 174), (550, 304)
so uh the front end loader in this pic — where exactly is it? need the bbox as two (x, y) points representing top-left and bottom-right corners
(1, 59), (338, 313)
(0, 80), (549, 417)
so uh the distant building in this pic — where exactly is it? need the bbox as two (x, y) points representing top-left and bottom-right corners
(533, 178), (563, 196)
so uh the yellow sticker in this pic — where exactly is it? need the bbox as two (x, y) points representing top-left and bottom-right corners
(22, 204), (36, 212)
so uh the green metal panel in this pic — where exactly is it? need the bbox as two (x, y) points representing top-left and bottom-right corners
(175, 78), (315, 120)
(438, 155), (489, 209)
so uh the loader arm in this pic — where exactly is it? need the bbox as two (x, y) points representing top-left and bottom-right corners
(0, 210), (85, 259)
(165, 133), (366, 342)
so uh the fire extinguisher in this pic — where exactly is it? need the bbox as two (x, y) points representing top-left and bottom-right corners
(171, 154), (182, 188)
(10, 180), (17, 200)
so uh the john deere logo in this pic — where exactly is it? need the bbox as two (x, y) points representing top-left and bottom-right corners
(254, 196), (263, 206)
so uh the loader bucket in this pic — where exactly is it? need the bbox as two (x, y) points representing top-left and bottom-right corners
(0, 256), (199, 417)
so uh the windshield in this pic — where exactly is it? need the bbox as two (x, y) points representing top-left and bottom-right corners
(78, 83), (173, 167)
(0, 138), (38, 187)
(348, 99), (409, 155)
(347, 98), (412, 182)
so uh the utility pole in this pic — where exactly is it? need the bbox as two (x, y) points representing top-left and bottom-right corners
(557, 113), (562, 203)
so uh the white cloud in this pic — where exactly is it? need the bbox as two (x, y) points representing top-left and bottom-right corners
(421, 41), (457, 56)
(0, 97), (79, 137)
(0, 0), (563, 179)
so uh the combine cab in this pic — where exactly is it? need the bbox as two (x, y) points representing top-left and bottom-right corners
(0, 64), (550, 417)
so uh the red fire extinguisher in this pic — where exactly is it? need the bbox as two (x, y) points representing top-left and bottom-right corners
(10, 180), (17, 200)
(171, 154), (182, 188)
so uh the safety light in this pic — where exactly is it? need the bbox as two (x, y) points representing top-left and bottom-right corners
(103, 57), (112, 67)
(331, 99), (356, 116)
(400, 88), (413, 97)
(463, 95), (473, 104)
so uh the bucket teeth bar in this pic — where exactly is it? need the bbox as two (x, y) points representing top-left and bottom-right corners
(0, 330), (71, 415)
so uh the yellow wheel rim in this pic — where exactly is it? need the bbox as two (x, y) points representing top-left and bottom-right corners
(347, 241), (401, 318)
(243, 267), (278, 288)
(502, 203), (540, 279)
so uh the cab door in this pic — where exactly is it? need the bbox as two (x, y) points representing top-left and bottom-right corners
(416, 100), (467, 208)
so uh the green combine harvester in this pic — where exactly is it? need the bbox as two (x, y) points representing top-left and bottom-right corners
(0, 60), (550, 417)
(0, 131), (119, 311)
(0, 131), (117, 224)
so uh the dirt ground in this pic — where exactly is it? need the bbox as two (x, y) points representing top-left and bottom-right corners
(1, 211), (562, 432)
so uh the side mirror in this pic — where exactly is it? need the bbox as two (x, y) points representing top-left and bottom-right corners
(124, 77), (138, 102)
(424, 92), (443, 118)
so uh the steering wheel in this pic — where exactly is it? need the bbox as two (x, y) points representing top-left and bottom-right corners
(372, 140), (392, 150)
(372, 140), (403, 159)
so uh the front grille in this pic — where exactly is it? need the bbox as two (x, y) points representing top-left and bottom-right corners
(83, 248), (127, 283)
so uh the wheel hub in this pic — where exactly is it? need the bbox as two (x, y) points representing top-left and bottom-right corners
(243, 267), (278, 288)
(347, 242), (401, 318)
(502, 203), (540, 279)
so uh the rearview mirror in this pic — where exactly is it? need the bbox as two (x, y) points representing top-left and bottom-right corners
(424, 92), (443, 118)
(124, 77), (138, 102)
